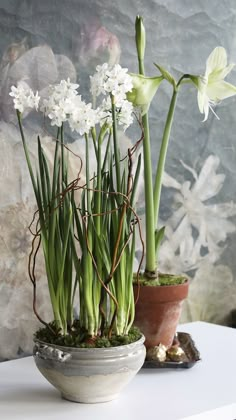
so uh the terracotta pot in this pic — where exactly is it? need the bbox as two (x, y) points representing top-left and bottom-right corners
(133, 280), (189, 349)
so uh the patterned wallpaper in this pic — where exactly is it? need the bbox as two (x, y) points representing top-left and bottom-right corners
(0, 0), (236, 360)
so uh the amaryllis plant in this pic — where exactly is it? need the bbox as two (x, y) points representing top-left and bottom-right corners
(10, 64), (143, 344)
(127, 16), (236, 283)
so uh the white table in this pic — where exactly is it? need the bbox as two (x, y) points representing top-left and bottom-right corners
(0, 321), (236, 420)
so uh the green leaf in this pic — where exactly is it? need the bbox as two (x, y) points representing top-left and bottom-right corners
(41, 148), (51, 203)
(73, 203), (84, 245)
(102, 131), (111, 173)
(96, 234), (111, 276)
(128, 153), (141, 225)
(51, 139), (60, 201)
(154, 63), (176, 87)
(56, 204), (73, 301)
(38, 137), (48, 217)
(155, 226), (165, 258)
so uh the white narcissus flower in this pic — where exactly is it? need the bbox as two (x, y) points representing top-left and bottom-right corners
(9, 81), (40, 113)
(116, 99), (133, 129)
(99, 97), (133, 130)
(196, 47), (236, 121)
(68, 97), (100, 135)
(41, 78), (79, 127)
(90, 63), (133, 102)
(52, 78), (79, 99)
(90, 63), (109, 97)
(10, 69), (134, 133)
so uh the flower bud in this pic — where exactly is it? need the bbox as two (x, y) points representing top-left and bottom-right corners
(135, 16), (146, 61)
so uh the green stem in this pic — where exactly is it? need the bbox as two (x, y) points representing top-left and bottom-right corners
(60, 124), (66, 186)
(111, 96), (121, 192)
(91, 126), (98, 160)
(84, 133), (95, 335)
(138, 59), (156, 275)
(153, 88), (178, 232)
(85, 133), (91, 214)
(94, 132), (103, 235)
(94, 130), (102, 296)
(17, 111), (38, 197)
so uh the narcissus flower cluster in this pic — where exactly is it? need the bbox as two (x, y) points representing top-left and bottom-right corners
(10, 64), (134, 134)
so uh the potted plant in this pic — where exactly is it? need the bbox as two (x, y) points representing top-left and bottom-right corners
(127, 16), (236, 352)
(10, 65), (146, 403)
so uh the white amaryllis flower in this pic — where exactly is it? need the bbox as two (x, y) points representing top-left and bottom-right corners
(68, 96), (100, 135)
(90, 63), (133, 102)
(9, 81), (40, 113)
(127, 73), (163, 115)
(41, 78), (79, 127)
(99, 97), (133, 130)
(196, 47), (236, 121)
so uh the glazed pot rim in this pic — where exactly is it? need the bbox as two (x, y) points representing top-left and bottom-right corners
(34, 334), (145, 353)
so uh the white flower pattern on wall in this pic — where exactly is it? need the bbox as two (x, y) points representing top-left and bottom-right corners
(159, 155), (236, 324)
(0, 202), (52, 359)
(182, 262), (236, 325)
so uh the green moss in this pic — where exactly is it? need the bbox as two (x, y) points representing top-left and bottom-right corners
(134, 272), (187, 286)
(95, 338), (111, 348)
(34, 324), (142, 348)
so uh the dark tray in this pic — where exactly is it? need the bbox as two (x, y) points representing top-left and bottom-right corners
(143, 332), (201, 369)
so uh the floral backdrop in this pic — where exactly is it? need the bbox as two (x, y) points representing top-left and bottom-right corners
(0, 0), (236, 360)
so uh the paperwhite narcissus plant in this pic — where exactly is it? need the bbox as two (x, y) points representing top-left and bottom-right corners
(196, 46), (236, 121)
(9, 62), (142, 340)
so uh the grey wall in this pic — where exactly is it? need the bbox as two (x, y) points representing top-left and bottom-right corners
(0, 0), (236, 360)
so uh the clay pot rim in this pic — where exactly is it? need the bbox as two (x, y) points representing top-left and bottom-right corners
(133, 278), (189, 303)
(133, 275), (189, 289)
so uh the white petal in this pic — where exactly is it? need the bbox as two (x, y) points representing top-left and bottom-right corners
(199, 93), (210, 121)
(208, 201), (236, 218)
(179, 159), (198, 180)
(162, 171), (181, 189)
(197, 81), (210, 120)
(205, 215), (236, 241)
(206, 47), (227, 77)
(207, 80), (236, 101)
(209, 63), (235, 83)
(197, 89), (206, 114)
(193, 155), (224, 201)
